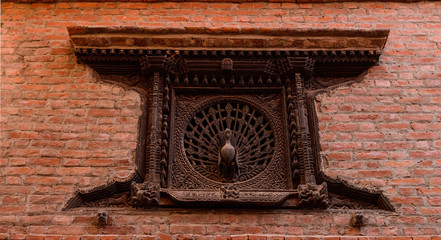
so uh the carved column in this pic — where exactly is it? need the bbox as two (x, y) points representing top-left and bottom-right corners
(130, 58), (163, 207)
(293, 73), (316, 185)
(293, 72), (329, 208)
(146, 71), (162, 183)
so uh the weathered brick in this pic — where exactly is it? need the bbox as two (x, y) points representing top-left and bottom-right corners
(356, 151), (388, 160)
(390, 178), (425, 185)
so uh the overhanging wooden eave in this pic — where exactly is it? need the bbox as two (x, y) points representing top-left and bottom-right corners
(69, 27), (389, 51)
(68, 27), (389, 79)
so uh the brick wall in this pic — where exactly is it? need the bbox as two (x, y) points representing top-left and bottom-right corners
(1, 1), (441, 239)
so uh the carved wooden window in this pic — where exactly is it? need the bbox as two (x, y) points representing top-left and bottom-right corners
(65, 27), (394, 211)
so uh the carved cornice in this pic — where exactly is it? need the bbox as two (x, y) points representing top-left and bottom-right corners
(70, 27), (387, 79)
(68, 27), (389, 49)
(74, 48), (381, 79)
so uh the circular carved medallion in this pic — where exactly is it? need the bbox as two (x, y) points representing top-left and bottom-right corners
(184, 101), (275, 183)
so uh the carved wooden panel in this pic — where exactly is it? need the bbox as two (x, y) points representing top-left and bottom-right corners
(169, 93), (289, 191)
(64, 28), (394, 211)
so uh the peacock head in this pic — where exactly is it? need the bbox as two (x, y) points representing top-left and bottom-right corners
(224, 128), (232, 138)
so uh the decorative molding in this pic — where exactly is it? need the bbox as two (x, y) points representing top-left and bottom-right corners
(160, 75), (171, 188)
(286, 81), (300, 186)
(74, 47), (381, 78)
(162, 189), (296, 206)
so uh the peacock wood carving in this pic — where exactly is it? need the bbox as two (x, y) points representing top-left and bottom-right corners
(184, 102), (275, 183)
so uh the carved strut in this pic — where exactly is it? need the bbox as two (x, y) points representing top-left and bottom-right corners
(218, 128), (238, 182)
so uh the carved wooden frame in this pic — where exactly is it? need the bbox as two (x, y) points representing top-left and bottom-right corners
(64, 27), (394, 211)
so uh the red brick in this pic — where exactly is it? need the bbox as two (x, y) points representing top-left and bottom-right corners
(391, 196), (424, 205)
(0, 206), (26, 214)
(381, 160), (414, 167)
(3, 167), (35, 175)
(47, 226), (85, 235)
(390, 178), (425, 185)
(59, 150), (90, 158)
(409, 150), (441, 158)
(248, 236), (267, 240)
(418, 187), (441, 195)
(88, 109), (119, 117)
(406, 132), (439, 139)
(327, 123), (358, 131)
(356, 151), (388, 160)
(420, 207), (441, 215)
(400, 114), (433, 121)
(24, 176), (59, 185)
(169, 225), (206, 235)
(83, 159), (114, 167)
(359, 170), (392, 178)
(329, 142), (361, 150)
(354, 132), (384, 140)
(328, 152), (351, 161)
(373, 105), (405, 112)
(119, 3), (148, 9)
(377, 123), (409, 130)
(56, 167), (90, 175)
